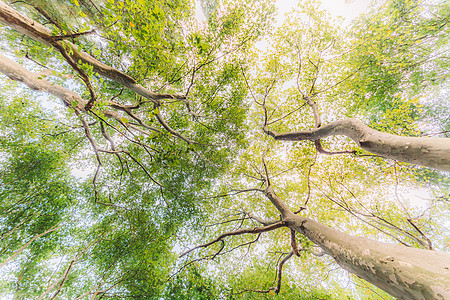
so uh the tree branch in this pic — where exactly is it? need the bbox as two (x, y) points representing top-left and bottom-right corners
(0, 53), (85, 110)
(48, 29), (95, 41)
(275, 251), (294, 294)
(179, 222), (286, 258)
(290, 229), (300, 257)
(265, 118), (450, 171)
(0, 224), (63, 269)
(244, 211), (279, 226)
(264, 186), (294, 219)
(0, 1), (185, 103)
(233, 251), (294, 296)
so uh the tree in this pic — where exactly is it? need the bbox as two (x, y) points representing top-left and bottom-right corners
(0, 0), (275, 297)
(0, 0), (449, 299)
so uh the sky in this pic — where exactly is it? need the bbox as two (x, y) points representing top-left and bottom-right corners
(194, 0), (373, 25)
(276, 0), (372, 25)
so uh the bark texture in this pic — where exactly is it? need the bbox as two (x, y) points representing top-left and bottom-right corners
(265, 188), (450, 299)
(265, 118), (450, 171)
(286, 215), (450, 299)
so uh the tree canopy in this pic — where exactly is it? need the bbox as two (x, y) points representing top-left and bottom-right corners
(0, 0), (449, 299)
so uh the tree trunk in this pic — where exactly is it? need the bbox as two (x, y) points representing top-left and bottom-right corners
(286, 215), (450, 299)
(0, 1), (184, 104)
(266, 186), (450, 298)
(265, 118), (450, 171)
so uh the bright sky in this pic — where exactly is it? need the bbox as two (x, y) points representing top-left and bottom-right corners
(276, 0), (372, 25)
(194, 0), (373, 25)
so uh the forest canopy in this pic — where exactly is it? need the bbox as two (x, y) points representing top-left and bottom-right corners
(0, 0), (449, 299)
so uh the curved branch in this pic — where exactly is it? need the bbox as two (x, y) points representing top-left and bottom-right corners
(154, 108), (195, 144)
(264, 186), (294, 218)
(245, 211), (279, 226)
(233, 251), (295, 296)
(0, 53), (85, 110)
(179, 222), (286, 258)
(107, 101), (199, 144)
(275, 251), (294, 294)
(290, 229), (300, 257)
(265, 118), (450, 171)
(0, 1), (185, 104)
(77, 113), (102, 201)
(304, 95), (321, 128)
(314, 140), (356, 155)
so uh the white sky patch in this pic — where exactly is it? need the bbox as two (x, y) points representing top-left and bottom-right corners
(276, 0), (372, 25)
(70, 161), (95, 178)
(400, 187), (433, 210)
(194, 0), (372, 25)
(194, 0), (207, 22)
(320, 0), (372, 23)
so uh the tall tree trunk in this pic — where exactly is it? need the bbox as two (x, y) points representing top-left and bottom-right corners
(286, 214), (450, 299)
(266, 188), (450, 298)
(265, 118), (450, 171)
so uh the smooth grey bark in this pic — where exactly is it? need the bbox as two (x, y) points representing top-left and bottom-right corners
(265, 186), (450, 299)
(265, 118), (450, 171)
(0, 53), (86, 110)
(286, 214), (450, 299)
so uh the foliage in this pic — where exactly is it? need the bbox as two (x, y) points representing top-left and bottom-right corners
(345, 0), (450, 121)
(0, 0), (448, 298)
(0, 86), (77, 297)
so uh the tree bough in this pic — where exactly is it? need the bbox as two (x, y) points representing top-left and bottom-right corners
(265, 118), (450, 171)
